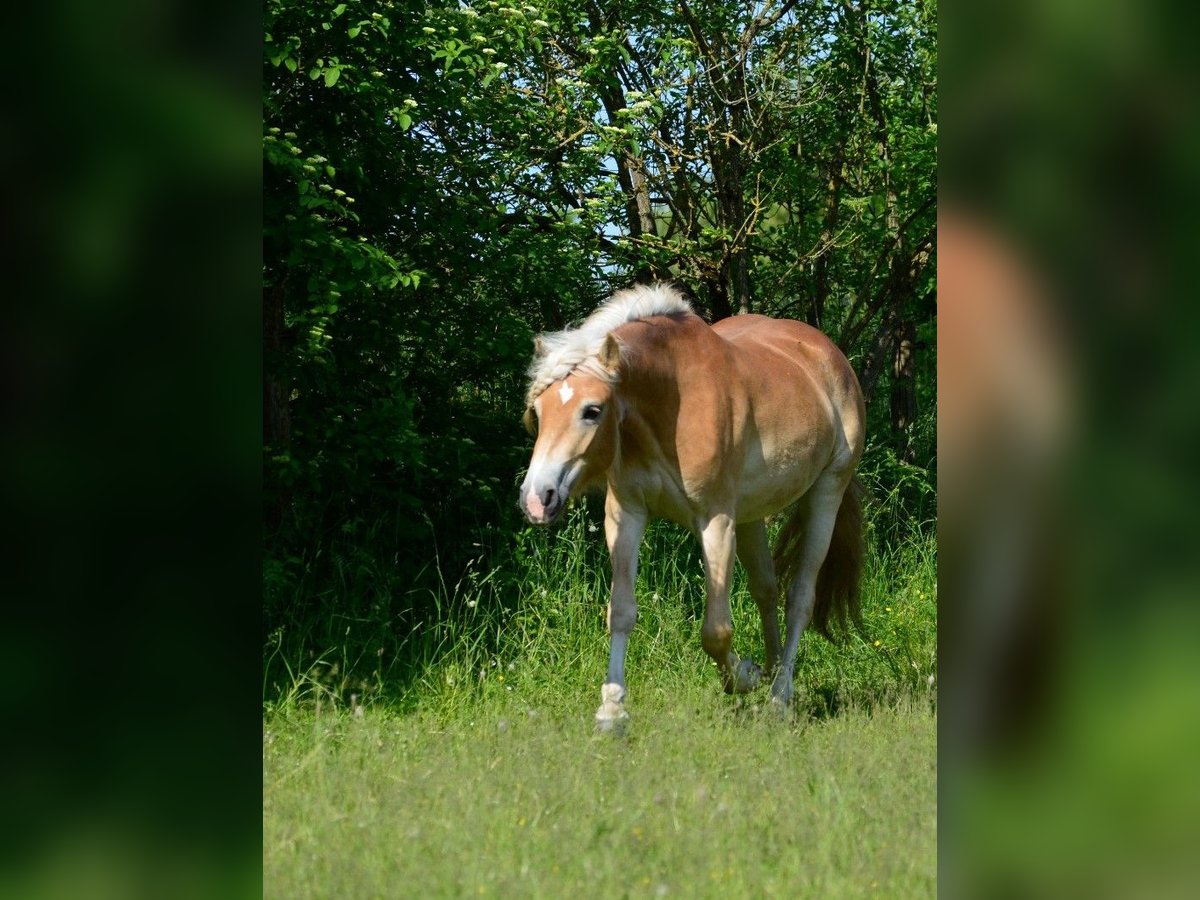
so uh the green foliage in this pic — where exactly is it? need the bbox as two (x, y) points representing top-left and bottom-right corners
(263, 0), (937, 694)
(262, 9), (935, 894)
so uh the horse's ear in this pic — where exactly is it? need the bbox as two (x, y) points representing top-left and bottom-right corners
(598, 333), (622, 373)
(533, 336), (546, 356)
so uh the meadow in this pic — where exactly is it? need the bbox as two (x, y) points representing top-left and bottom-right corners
(264, 501), (936, 897)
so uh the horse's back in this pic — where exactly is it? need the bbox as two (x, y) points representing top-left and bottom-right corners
(711, 314), (865, 517)
(713, 314), (862, 425)
(714, 315), (851, 382)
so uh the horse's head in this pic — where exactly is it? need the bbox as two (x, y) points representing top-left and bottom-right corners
(519, 334), (621, 525)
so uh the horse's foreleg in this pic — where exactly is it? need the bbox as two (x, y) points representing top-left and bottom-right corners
(772, 478), (844, 707)
(700, 513), (760, 694)
(596, 494), (647, 732)
(736, 520), (782, 679)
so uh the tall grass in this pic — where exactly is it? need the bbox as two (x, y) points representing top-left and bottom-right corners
(264, 491), (936, 722)
(264, 495), (937, 897)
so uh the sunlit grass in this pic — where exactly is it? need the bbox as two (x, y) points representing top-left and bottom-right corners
(264, 498), (936, 717)
(384, 504), (936, 719)
(264, 695), (936, 898)
(264, 501), (936, 896)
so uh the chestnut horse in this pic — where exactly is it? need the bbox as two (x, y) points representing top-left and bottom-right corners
(519, 284), (865, 728)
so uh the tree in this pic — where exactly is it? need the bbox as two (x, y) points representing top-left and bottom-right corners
(262, 0), (936, 662)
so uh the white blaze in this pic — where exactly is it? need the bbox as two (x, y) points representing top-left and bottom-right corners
(557, 379), (574, 405)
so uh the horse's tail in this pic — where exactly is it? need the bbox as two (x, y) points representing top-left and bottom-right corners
(772, 476), (866, 642)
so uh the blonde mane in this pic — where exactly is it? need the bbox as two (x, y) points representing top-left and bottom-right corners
(524, 282), (693, 409)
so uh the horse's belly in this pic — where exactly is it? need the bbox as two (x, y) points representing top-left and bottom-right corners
(735, 448), (824, 522)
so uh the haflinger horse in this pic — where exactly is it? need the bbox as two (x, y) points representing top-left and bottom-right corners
(519, 283), (865, 729)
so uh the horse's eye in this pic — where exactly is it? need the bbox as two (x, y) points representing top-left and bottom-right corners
(581, 404), (603, 423)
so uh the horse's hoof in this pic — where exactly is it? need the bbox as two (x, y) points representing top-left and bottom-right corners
(595, 683), (630, 734)
(595, 709), (630, 735)
(768, 677), (794, 711)
(733, 659), (762, 693)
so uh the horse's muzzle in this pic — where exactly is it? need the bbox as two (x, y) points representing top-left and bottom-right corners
(522, 484), (563, 525)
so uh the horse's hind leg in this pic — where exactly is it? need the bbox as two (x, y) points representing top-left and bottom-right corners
(736, 520), (782, 679)
(699, 513), (760, 694)
(772, 475), (845, 707)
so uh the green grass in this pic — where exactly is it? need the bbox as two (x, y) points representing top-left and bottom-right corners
(265, 697), (935, 898)
(264, 505), (937, 896)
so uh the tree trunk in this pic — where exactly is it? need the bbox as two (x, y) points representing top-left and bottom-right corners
(890, 317), (916, 460)
(722, 67), (751, 316)
(857, 313), (892, 408)
(585, 0), (657, 282)
(812, 144), (843, 329)
(708, 275), (733, 321)
(720, 145), (750, 315)
(600, 90), (657, 283)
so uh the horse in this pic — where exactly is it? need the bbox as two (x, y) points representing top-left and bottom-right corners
(519, 283), (865, 729)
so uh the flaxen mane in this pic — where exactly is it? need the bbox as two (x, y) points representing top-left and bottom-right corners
(523, 283), (693, 414)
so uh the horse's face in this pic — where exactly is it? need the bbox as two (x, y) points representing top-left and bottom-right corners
(520, 372), (619, 525)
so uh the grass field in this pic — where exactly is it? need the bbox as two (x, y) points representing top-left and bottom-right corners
(264, 507), (937, 897)
(264, 698), (934, 898)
